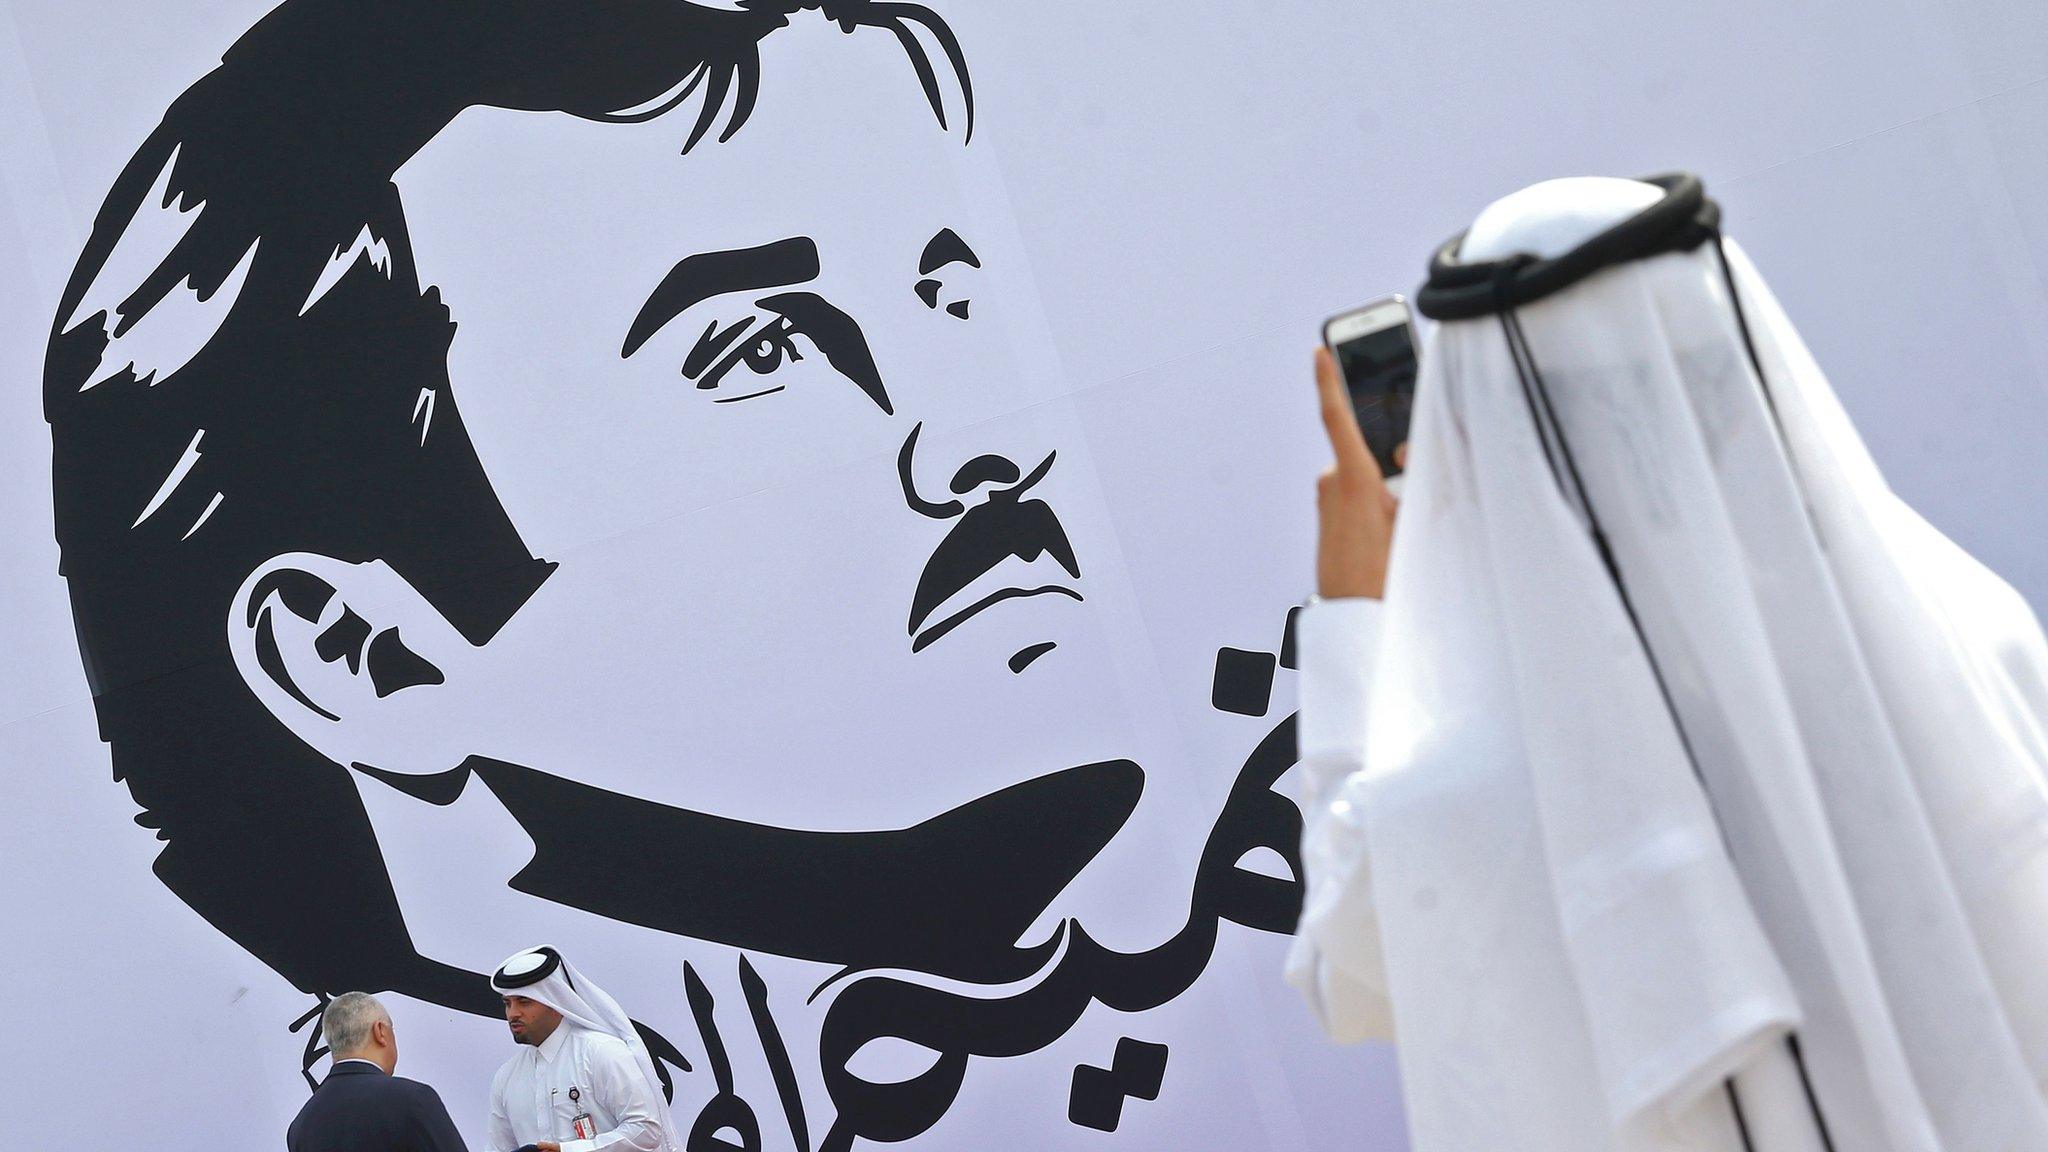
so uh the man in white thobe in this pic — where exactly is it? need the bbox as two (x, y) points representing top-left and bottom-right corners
(486, 946), (682, 1152)
(1289, 174), (2048, 1152)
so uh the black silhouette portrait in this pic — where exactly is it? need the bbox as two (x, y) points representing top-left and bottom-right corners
(44, 2), (1310, 1145)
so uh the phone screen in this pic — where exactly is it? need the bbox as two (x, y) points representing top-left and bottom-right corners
(1330, 321), (1417, 477)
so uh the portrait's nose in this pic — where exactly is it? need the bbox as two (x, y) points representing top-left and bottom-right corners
(946, 453), (1021, 498)
(898, 423), (1051, 520)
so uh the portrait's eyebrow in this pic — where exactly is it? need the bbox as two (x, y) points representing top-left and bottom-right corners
(622, 236), (820, 358)
(917, 228), (981, 276)
(759, 290), (893, 415)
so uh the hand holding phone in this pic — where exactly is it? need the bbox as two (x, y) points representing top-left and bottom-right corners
(1312, 346), (1398, 600)
(1321, 295), (1417, 491)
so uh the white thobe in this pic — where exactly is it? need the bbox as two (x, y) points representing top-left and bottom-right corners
(487, 1022), (666, 1152)
(1283, 596), (1393, 1044)
(1284, 597), (1814, 1151)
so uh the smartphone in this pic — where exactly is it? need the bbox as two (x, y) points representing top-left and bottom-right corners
(1322, 295), (1417, 490)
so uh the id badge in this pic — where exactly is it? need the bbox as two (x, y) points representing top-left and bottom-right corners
(569, 1086), (597, 1141)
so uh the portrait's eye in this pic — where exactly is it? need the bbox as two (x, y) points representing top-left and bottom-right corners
(651, 288), (891, 414)
(739, 321), (804, 376)
(686, 312), (811, 400)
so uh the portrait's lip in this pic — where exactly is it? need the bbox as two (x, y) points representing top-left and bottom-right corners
(911, 584), (1081, 653)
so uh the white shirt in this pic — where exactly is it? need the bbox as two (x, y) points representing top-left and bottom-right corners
(487, 1022), (666, 1152)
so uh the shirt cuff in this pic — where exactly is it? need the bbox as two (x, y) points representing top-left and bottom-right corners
(1297, 597), (1381, 758)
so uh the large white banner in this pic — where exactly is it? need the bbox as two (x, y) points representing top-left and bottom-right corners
(2, 1), (2043, 1148)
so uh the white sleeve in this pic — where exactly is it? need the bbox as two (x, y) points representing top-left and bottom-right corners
(486, 1065), (518, 1152)
(1284, 597), (1396, 1043)
(562, 1038), (666, 1152)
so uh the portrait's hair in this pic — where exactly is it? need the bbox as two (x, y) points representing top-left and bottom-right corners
(321, 991), (389, 1055)
(44, 0), (969, 1015)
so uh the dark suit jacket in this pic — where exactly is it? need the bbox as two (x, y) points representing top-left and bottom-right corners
(287, 1060), (470, 1152)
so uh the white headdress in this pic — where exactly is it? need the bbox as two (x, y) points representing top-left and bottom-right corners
(1313, 174), (2048, 1151)
(493, 946), (682, 1152)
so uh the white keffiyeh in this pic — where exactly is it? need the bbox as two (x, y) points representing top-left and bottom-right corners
(1295, 176), (2048, 1152)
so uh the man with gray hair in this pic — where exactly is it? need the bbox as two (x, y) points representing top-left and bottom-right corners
(287, 992), (471, 1152)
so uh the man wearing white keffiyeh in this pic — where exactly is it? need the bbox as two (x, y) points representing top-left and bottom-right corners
(1290, 174), (2048, 1152)
(486, 946), (683, 1152)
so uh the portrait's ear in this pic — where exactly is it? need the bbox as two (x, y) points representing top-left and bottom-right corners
(228, 552), (473, 774)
